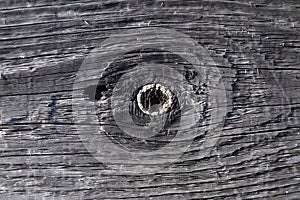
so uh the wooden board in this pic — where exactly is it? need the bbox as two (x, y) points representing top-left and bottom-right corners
(0, 0), (299, 199)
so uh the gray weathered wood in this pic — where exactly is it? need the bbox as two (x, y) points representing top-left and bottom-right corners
(0, 0), (299, 199)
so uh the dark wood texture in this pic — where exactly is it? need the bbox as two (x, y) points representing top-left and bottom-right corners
(1, 0), (300, 199)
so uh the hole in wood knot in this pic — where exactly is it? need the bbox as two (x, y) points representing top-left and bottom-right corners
(137, 83), (173, 116)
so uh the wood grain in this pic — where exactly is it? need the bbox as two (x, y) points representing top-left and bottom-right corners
(1, 0), (299, 199)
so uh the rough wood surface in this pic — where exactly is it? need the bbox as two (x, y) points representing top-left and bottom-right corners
(0, 0), (300, 199)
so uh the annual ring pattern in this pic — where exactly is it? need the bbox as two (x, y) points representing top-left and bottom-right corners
(72, 27), (228, 173)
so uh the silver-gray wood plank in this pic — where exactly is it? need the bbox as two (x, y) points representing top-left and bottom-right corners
(0, 0), (299, 199)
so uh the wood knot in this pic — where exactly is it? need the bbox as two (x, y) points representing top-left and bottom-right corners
(137, 83), (173, 116)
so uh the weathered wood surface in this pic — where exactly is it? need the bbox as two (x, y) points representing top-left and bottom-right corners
(0, 0), (300, 199)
